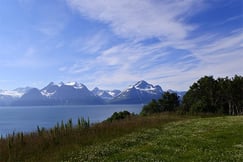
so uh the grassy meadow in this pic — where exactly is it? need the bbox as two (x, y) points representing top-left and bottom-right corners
(0, 113), (242, 161)
(63, 116), (243, 162)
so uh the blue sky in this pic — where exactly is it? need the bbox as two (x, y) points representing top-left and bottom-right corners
(0, 0), (242, 91)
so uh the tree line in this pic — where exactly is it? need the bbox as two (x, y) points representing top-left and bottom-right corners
(141, 75), (243, 115)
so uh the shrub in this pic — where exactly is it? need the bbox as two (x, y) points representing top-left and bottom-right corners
(106, 111), (135, 122)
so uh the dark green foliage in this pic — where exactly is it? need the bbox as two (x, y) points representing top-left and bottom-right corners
(140, 99), (161, 115)
(159, 92), (180, 111)
(140, 92), (180, 115)
(183, 75), (243, 115)
(182, 76), (217, 113)
(106, 111), (135, 122)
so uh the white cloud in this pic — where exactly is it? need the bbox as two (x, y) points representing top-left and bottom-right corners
(71, 31), (109, 53)
(64, 28), (243, 90)
(62, 0), (242, 90)
(66, 0), (204, 40)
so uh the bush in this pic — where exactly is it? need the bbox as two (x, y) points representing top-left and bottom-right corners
(106, 111), (135, 122)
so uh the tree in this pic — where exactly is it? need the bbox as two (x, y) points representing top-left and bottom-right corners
(230, 75), (243, 115)
(140, 99), (160, 115)
(140, 92), (180, 115)
(159, 92), (179, 112)
(182, 75), (243, 115)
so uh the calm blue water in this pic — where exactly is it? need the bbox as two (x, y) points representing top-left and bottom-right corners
(0, 104), (143, 136)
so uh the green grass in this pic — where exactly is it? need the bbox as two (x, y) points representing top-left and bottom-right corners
(63, 116), (243, 162)
(1, 114), (242, 161)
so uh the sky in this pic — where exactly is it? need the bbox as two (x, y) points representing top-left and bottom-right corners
(0, 0), (242, 91)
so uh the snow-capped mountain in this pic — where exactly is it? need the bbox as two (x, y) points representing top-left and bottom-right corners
(110, 80), (163, 104)
(40, 82), (86, 96)
(41, 82), (92, 99)
(14, 82), (104, 105)
(40, 82), (60, 97)
(0, 80), (186, 106)
(134, 80), (163, 94)
(92, 87), (121, 100)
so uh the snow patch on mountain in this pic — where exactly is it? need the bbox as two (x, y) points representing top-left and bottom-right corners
(41, 90), (56, 97)
(40, 82), (87, 97)
(64, 82), (85, 89)
(107, 90), (121, 97)
(132, 80), (163, 94)
(134, 80), (156, 91)
(92, 87), (121, 100)
(0, 87), (32, 98)
(0, 90), (23, 97)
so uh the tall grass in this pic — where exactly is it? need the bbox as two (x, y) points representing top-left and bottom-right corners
(0, 113), (188, 161)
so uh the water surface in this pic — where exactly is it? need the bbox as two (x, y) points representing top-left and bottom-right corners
(0, 104), (143, 136)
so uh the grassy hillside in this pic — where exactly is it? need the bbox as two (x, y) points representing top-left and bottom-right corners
(63, 116), (243, 162)
(1, 114), (242, 161)
(0, 113), (188, 162)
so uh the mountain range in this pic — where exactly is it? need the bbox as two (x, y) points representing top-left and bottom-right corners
(110, 80), (163, 104)
(0, 80), (185, 106)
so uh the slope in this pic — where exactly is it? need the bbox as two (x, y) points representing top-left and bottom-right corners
(64, 116), (243, 161)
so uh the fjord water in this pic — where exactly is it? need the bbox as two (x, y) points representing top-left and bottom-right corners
(0, 104), (143, 136)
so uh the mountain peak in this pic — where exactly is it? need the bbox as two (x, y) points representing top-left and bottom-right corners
(51, 81), (86, 89)
(134, 80), (154, 90)
(110, 80), (163, 104)
(136, 80), (148, 85)
(58, 82), (64, 87)
(46, 82), (55, 87)
(64, 82), (85, 89)
(91, 87), (121, 100)
(92, 87), (100, 91)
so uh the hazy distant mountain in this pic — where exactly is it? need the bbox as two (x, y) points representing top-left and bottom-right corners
(0, 87), (32, 106)
(13, 87), (32, 95)
(0, 94), (17, 106)
(92, 87), (121, 100)
(14, 82), (104, 106)
(110, 80), (163, 104)
(0, 87), (31, 98)
(0, 80), (187, 106)
(13, 88), (49, 106)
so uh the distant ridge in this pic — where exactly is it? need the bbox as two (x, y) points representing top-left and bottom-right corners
(14, 82), (104, 106)
(0, 81), (185, 106)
